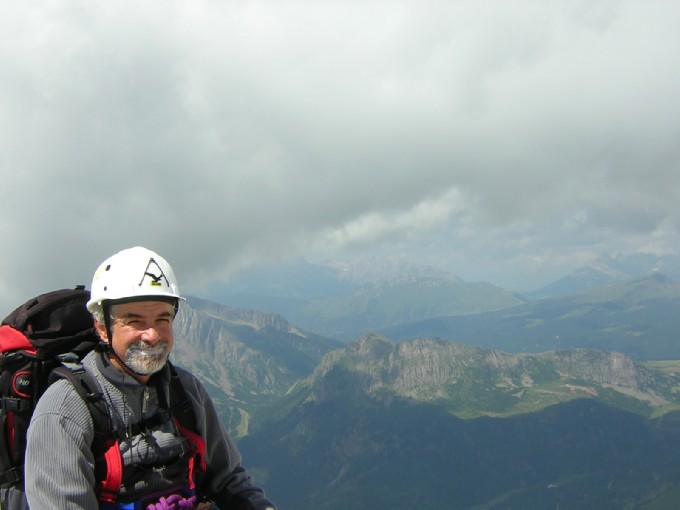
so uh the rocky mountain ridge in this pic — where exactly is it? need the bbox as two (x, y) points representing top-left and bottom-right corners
(290, 333), (680, 419)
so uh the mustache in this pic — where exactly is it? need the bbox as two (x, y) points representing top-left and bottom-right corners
(128, 339), (170, 352)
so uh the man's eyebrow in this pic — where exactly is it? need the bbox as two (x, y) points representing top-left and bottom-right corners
(115, 312), (143, 319)
(114, 310), (174, 319)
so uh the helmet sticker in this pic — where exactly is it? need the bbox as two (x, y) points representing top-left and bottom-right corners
(139, 258), (170, 288)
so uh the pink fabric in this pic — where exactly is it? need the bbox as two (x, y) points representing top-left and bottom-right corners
(146, 493), (198, 510)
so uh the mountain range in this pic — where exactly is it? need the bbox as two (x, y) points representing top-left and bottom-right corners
(171, 252), (680, 509)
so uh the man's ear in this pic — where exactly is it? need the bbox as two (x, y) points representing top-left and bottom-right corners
(94, 319), (110, 343)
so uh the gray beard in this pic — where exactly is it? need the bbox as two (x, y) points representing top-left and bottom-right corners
(124, 340), (170, 375)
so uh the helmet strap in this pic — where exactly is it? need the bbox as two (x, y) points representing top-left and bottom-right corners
(103, 302), (113, 345)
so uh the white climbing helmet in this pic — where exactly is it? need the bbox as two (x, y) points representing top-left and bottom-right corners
(86, 246), (183, 315)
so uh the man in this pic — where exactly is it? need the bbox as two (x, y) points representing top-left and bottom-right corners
(25, 247), (277, 510)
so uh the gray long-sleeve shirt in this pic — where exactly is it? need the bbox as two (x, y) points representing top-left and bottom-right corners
(25, 350), (275, 509)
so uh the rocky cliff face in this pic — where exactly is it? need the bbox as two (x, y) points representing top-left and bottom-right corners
(170, 296), (341, 434)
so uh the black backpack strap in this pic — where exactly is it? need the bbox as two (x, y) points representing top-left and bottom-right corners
(49, 362), (112, 439)
(151, 362), (197, 429)
(155, 362), (206, 488)
(0, 452), (21, 487)
(167, 362), (197, 430)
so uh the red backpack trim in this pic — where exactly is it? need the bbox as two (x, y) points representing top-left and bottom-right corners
(173, 419), (207, 490)
(97, 439), (124, 504)
(0, 325), (35, 355)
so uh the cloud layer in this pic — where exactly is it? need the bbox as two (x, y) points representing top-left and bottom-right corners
(1, 0), (679, 312)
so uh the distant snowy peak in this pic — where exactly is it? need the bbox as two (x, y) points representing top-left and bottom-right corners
(581, 261), (630, 280)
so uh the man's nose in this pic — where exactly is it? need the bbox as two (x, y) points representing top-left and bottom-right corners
(140, 326), (161, 342)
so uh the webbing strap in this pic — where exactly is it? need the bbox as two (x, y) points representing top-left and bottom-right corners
(98, 440), (123, 504)
(0, 466), (21, 486)
(0, 397), (30, 412)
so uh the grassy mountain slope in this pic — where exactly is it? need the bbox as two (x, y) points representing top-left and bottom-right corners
(297, 277), (526, 341)
(381, 274), (680, 360)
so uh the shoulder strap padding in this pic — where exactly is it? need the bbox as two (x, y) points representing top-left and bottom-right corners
(49, 366), (112, 438)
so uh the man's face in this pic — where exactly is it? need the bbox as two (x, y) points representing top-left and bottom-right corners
(97, 300), (175, 378)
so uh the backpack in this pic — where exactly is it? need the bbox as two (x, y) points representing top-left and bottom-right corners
(0, 286), (99, 490)
(0, 286), (206, 506)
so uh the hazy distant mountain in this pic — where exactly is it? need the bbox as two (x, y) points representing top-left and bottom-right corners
(325, 255), (453, 284)
(207, 257), (525, 341)
(208, 259), (354, 301)
(212, 256), (453, 296)
(525, 252), (680, 299)
(381, 274), (680, 360)
(296, 276), (525, 341)
(239, 334), (680, 509)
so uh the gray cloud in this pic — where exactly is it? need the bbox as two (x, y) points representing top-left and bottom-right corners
(1, 0), (679, 313)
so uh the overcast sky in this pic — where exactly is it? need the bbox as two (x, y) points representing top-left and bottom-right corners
(1, 0), (679, 314)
